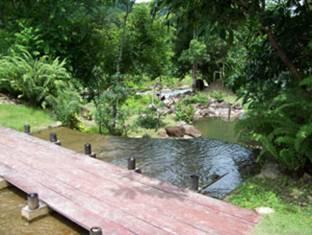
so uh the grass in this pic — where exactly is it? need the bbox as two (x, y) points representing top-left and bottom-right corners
(0, 103), (55, 132)
(227, 176), (312, 235)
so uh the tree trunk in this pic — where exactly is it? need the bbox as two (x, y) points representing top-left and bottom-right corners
(112, 103), (117, 130)
(192, 63), (198, 92)
(116, 1), (132, 75)
(264, 27), (302, 80)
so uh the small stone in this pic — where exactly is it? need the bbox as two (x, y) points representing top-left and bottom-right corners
(21, 201), (50, 221)
(255, 207), (275, 215)
(302, 173), (312, 182)
(183, 135), (193, 139)
(256, 162), (281, 179)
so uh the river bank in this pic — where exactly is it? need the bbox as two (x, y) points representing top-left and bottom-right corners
(1, 91), (311, 235)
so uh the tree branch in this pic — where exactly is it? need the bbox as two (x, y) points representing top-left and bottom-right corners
(264, 27), (302, 80)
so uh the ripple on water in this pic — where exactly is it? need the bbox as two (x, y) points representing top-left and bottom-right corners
(35, 127), (255, 199)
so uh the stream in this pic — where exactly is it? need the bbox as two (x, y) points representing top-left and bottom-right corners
(34, 123), (254, 199)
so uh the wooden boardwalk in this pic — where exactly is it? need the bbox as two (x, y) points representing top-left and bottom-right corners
(0, 128), (261, 234)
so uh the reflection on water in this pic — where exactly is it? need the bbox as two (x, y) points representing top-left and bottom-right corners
(35, 127), (254, 199)
(0, 188), (86, 235)
(194, 118), (239, 143)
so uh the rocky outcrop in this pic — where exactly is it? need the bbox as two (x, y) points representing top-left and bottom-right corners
(165, 126), (185, 137)
(193, 99), (244, 121)
(163, 124), (201, 139)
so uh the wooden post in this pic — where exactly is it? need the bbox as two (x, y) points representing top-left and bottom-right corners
(28, 193), (39, 210)
(84, 144), (92, 155)
(128, 157), (136, 170)
(24, 124), (31, 134)
(50, 133), (58, 143)
(190, 174), (199, 191)
(90, 227), (102, 235)
(84, 144), (96, 158)
(228, 104), (232, 121)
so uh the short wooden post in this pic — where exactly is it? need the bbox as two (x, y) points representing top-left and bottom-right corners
(27, 193), (39, 210)
(84, 143), (92, 155)
(228, 104), (232, 121)
(128, 157), (136, 170)
(24, 124), (31, 134)
(50, 133), (58, 143)
(84, 144), (96, 158)
(190, 174), (199, 191)
(90, 227), (102, 235)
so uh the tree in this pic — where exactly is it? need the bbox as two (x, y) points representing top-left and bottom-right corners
(178, 39), (209, 90)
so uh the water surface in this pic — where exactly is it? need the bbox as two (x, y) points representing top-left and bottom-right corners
(35, 127), (254, 199)
(194, 118), (239, 143)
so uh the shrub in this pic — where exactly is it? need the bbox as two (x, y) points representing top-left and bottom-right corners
(210, 91), (224, 102)
(48, 88), (81, 128)
(183, 93), (209, 105)
(238, 76), (312, 172)
(0, 50), (82, 128)
(0, 50), (71, 107)
(95, 85), (129, 136)
(175, 102), (194, 123)
(137, 106), (162, 129)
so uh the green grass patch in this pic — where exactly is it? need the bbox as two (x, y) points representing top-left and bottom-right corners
(227, 177), (312, 235)
(0, 104), (55, 132)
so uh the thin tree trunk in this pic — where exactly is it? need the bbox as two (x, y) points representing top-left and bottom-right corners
(116, 1), (132, 74)
(264, 27), (302, 80)
(192, 63), (198, 92)
(112, 103), (117, 130)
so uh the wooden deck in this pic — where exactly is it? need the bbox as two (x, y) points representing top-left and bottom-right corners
(0, 128), (261, 234)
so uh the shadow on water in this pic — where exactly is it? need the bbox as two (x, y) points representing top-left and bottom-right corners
(35, 126), (255, 199)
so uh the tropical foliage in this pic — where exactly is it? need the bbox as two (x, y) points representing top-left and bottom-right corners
(0, 0), (311, 172)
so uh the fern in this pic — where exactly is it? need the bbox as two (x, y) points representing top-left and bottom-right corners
(0, 50), (71, 107)
(238, 77), (312, 171)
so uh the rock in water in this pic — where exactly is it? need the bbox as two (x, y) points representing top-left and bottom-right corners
(165, 126), (185, 137)
(181, 124), (202, 138)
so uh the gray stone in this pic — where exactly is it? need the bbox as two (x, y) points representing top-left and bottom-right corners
(165, 126), (185, 137)
(182, 124), (202, 138)
(255, 207), (275, 215)
(257, 162), (281, 179)
(21, 201), (50, 221)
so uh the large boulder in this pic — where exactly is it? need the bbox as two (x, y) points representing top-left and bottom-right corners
(181, 124), (202, 138)
(165, 126), (185, 137)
